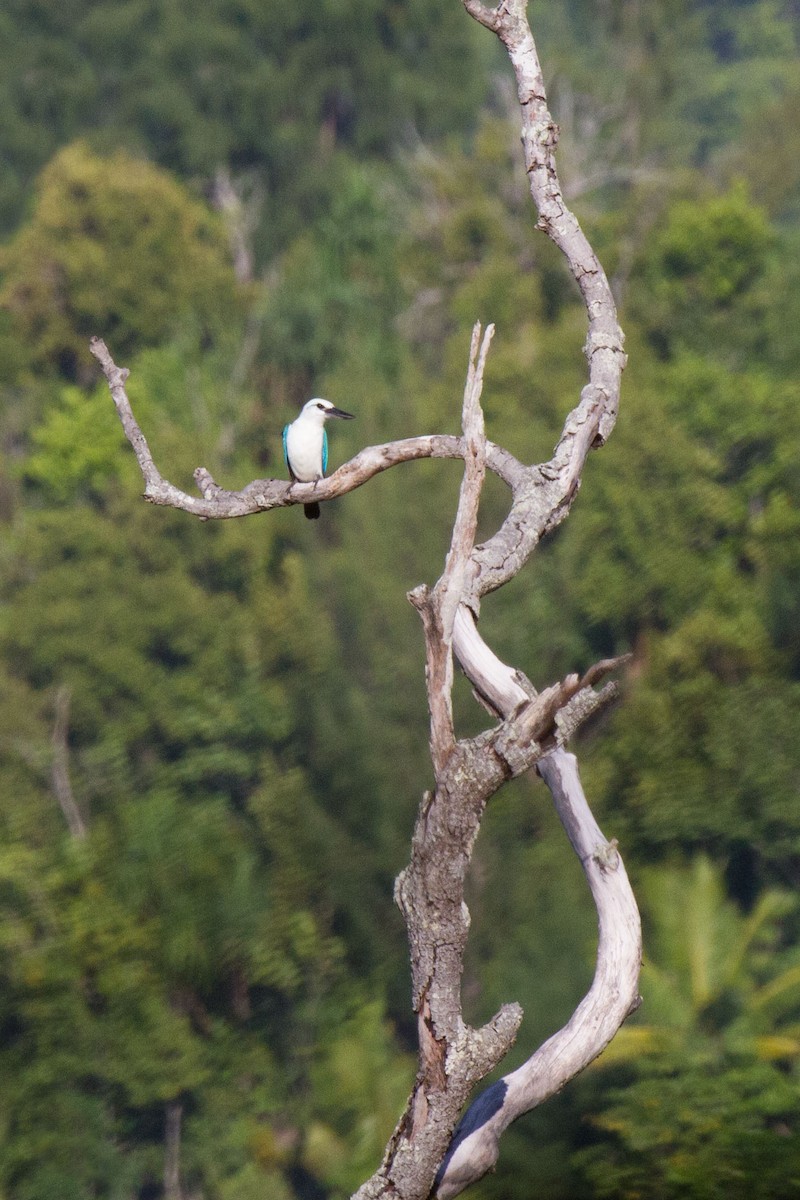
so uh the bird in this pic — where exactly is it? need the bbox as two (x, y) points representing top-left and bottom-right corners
(283, 398), (355, 519)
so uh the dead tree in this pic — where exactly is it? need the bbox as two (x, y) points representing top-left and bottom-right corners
(91, 1), (639, 1196)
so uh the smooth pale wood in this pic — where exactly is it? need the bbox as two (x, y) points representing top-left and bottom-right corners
(436, 744), (641, 1196)
(89, 333), (524, 519)
(92, 1), (637, 1194)
(453, 604), (529, 713)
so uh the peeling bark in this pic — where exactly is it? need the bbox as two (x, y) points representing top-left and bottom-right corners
(92, 2), (640, 1196)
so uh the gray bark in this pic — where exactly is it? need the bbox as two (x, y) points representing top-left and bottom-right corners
(51, 686), (87, 840)
(164, 1101), (184, 1200)
(91, 2), (640, 1197)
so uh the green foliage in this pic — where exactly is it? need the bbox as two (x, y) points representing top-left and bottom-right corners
(259, 159), (404, 387)
(0, 841), (206, 1199)
(304, 1000), (415, 1195)
(23, 382), (133, 503)
(543, 349), (800, 873)
(600, 858), (800, 1058)
(735, 74), (800, 222)
(0, 488), (412, 1197)
(0, 0), (488, 255)
(463, 778), (597, 1049)
(575, 858), (800, 1199)
(0, 142), (243, 380)
(2, 2), (800, 1197)
(630, 185), (774, 360)
(580, 1061), (800, 1200)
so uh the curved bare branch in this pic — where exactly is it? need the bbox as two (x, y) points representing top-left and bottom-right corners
(91, 3), (637, 1197)
(89, 335), (524, 519)
(436, 749), (641, 1198)
(409, 323), (495, 774)
(454, 0), (626, 612)
(51, 686), (87, 840)
(361, 1), (635, 1192)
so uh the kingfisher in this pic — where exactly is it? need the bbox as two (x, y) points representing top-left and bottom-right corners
(283, 398), (355, 519)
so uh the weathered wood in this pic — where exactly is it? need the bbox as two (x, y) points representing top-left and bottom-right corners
(434, 745), (641, 1199)
(92, 2), (639, 1196)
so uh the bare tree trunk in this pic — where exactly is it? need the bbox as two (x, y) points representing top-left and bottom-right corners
(51, 685), (87, 840)
(164, 1101), (184, 1200)
(90, 3), (639, 1197)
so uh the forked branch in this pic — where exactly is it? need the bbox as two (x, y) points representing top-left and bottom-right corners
(409, 323), (493, 775)
(91, 2), (637, 1197)
(89, 335), (523, 519)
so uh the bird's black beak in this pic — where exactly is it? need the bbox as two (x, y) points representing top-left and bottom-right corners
(328, 406), (355, 419)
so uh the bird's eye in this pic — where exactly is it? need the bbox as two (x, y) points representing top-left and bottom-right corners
(317, 402), (325, 409)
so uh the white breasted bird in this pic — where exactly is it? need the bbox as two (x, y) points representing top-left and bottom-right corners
(282, 398), (355, 519)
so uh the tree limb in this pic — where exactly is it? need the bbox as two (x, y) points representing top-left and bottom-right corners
(434, 747), (641, 1199)
(88, 335), (523, 520)
(454, 0), (626, 612)
(91, 3), (638, 1196)
(409, 323), (494, 775)
(51, 685), (87, 840)
(163, 1102), (184, 1200)
(358, 1), (634, 1192)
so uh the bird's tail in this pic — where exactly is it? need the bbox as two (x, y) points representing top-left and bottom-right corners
(304, 502), (321, 520)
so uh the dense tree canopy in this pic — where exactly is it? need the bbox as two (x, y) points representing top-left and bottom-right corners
(0, 142), (244, 382)
(0, 0), (489, 256)
(1, 0), (800, 1197)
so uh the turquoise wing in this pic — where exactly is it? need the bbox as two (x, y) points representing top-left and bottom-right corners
(282, 424), (292, 476)
(322, 428), (328, 475)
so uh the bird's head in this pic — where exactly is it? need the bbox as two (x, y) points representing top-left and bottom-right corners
(302, 398), (356, 423)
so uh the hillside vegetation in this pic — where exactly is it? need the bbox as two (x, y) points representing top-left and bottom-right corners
(1, 2), (800, 1196)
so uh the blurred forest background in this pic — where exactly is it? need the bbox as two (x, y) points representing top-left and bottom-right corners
(1, 0), (800, 1197)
